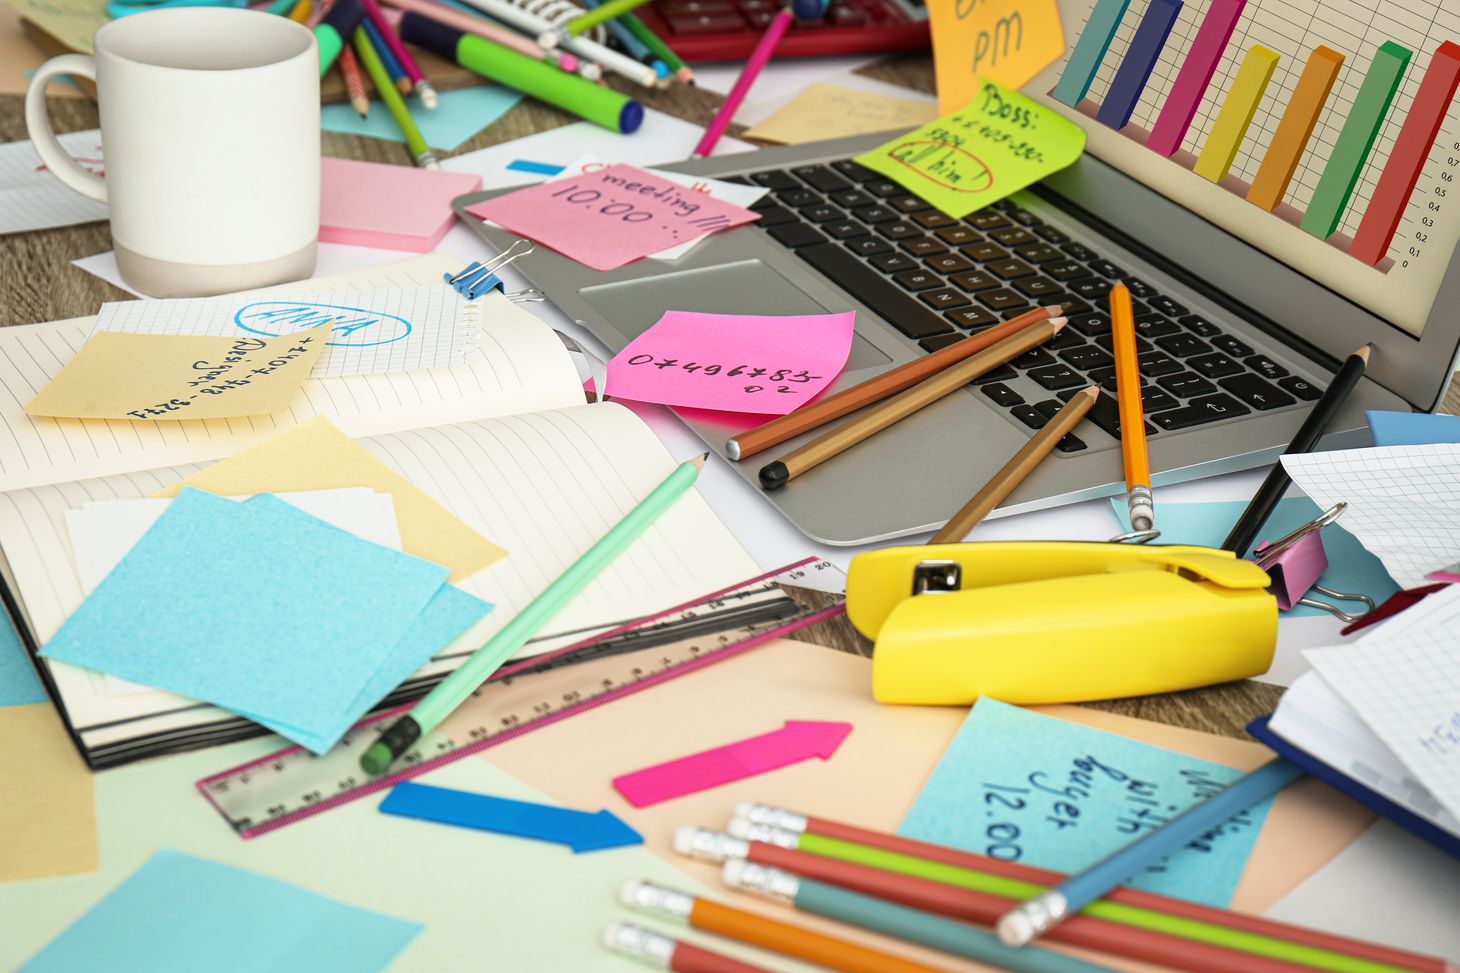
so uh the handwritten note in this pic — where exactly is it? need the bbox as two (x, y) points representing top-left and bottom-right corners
(899, 699), (1273, 906)
(928, 0), (1066, 114)
(855, 80), (1087, 218)
(25, 328), (323, 421)
(465, 163), (761, 271)
(604, 310), (855, 415)
(744, 83), (939, 145)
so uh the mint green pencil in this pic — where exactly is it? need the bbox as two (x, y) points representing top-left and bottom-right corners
(361, 454), (708, 775)
(351, 26), (439, 169)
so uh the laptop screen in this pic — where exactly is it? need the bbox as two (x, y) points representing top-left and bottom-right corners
(1032, 0), (1460, 337)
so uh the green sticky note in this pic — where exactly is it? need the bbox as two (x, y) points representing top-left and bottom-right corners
(855, 80), (1087, 218)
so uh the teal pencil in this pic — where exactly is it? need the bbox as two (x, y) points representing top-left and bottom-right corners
(618, 7), (692, 85)
(351, 26), (439, 169)
(361, 454), (709, 775)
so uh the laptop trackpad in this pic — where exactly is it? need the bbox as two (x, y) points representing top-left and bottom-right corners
(578, 259), (890, 370)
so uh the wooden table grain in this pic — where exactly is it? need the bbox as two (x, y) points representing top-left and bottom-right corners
(7, 53), (1443, 742)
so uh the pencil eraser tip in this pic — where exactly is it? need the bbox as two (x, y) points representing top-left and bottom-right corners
(732, 800), (753, 819)
(725, 817), (752, 839)
(671, 826), (697, 855)
(758, 461), (788, 491)
(618, 880), (643, 906)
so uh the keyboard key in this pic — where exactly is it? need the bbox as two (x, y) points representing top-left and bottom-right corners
(926, 253), (974, 274)
(1090, 259), (1126, 279)
(894, 269), (944, 291)
(846, 236), (892, 257)
(1014, 243), (1063, 264)
(1035, 225), (1072, 244)
(947, 307), (998, 328)
(1047, 328), (1086, 350)
(913, 210), (959, 229)
(793, 165), (851, 192)
(949, 270), (999, 291)
(981, 383), (1024, 407)
(1060, 345), (1114, 370)
(1008, 207), (1042, 227)
(828, 4), (865, 25)
(666, 10), (743, 31)
(1210, 334), (1254, 358)
(1278, 375), (1322, 400)
(979, 364), (1018, 383)
(1078, 390), (1157, 440)
(1155, 333), (1211, 357)
(1157, 371), (1217, 398)
(1059, 298), (1094, 317)
(1179, 314), (1221, 337)
(1135, 350), (1182, 377)
(1013, 348), (1056, 369)
(1010, 404), (1045, 429)
(878, 221), (921, 240)
(1134, 314), (1180, 339)
(890, 194), (933, 213)
(1142, 389), (1180, 412)
(977, 289), (1029, 312)
(919, 333), (964, 353)
(1095, 333), (1152, 355)
(1027, 364), (1085, 390)
(1188, 352), (1244, 379)
(751, 205), (798, 227)
(1013, 276), (1064, 299)
(901, 237), (948, 257)
(780, 188), (820, 207)
(852, 204), (898, 224)
(1220, 373), (1296, 411)
(1033, 398), (1064, 420)
(869, 252), (918, 273)
(796, 243), (954, 340)
(866, 180), (903, 198)
(768, 223), (827, 248)
(1070, 312), (1111, 337)
(831, 160), (879, 183)
(1152, 393), (1251, 430)
(829, 189), (872, 208)
(920, 288), (972, 310)
(968, 210), (1011, 230)
(1245, 355), (1289, 380)
(989, 226), (1037, 246)
(749, 169), (799, 191)
(1070, 278), (1114, 300)
(961, 241), (1010, 263)
(802, 204), (843, 223)
(1146, 295), (1187, 317)
(1061, 242), (1098, 262)
(1124, 278), (1157, 299)
(823, 221), (869, 240)
(989, 258), (1036, 279)
(936, 226), (980, 246)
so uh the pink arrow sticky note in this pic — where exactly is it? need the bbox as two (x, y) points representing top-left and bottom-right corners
(611, 720), (852, 807)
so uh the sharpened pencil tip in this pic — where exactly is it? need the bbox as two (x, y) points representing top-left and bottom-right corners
(1049, 317), (1069, 333)
(1080, 385), (1099, 399)
(691, 452), (710, 470)
(1354, 344), (1372, 363)
(1041, 304), (1065, 315)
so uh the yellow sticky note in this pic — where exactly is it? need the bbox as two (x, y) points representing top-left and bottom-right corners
(2, 0), (110, 54)
(153, 416), (505, 583)
(854, 80), (1086, 218)
(929, 0), (1065, 114)
(25, 329), (325, 421)
(0, 703), (97, 882)
(743, 83), (940, 145)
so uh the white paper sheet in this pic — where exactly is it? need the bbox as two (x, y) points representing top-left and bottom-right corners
(0, 130), (109, 235)
(72, 243), (421, 299)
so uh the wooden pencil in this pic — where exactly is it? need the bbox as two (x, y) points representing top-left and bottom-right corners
(1109, 283), (1153, 531)
(930, 386), (1098, 543)
(758, 317), (1067, 491)
(727, 304), (1063, 462)
(338, 45), (371, 118)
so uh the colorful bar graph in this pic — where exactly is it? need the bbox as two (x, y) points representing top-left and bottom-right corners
(1148, 0), (1248, 156)
(1193, 45), (1280, 182)
(1350, 41), (1460, 265)
(1246, 45), (1345, 211)
(1302, 42), (1414, 240)
(1052, 0), (1133, 107)
(1095, 0), (1183, 131)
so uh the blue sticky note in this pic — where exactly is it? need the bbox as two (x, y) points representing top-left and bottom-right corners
(41, 489), (449, 752)
(17, 849), (420, 973)
(0, 608), (45, 707)
(507, 159), (566, 175)
(900, 699), (1274, 907)
(1366, 410), (1460, 447)
(1109, 496), (1399, 616)
(321, 84), (524, 152)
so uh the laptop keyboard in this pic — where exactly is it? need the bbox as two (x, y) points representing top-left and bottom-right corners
(736, 159), (1322, 451)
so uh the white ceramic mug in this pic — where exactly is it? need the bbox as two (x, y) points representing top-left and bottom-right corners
(25, 8), (321, 297)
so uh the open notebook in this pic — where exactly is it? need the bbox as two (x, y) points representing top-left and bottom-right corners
(0, 253), (760, 769)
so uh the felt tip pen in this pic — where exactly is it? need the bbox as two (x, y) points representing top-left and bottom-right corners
(316, 0), (367, 75)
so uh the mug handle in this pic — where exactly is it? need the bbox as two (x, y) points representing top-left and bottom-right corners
(24, 55), (107, 204)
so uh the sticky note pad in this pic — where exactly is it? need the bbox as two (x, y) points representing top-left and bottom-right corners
(926, 0), (1065, 114)
(743, 83), (939, 145)
(900, 699), (1274, 906)
(1366, 410), (1460, 447)
(41, 489), (450, 752)
(605, 310), (856, 415)
(320, 158), (483, 252)
(16, 849), (420, 973)
(855, 81), (1086, 218)
(320, 83), (524, 152)
(0, 703), (96, 882)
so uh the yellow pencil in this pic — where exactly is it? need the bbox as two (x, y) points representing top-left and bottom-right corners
(1110, 284), (1153, 531)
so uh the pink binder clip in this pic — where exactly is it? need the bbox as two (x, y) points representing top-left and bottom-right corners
(1252, 502), (1375, 622)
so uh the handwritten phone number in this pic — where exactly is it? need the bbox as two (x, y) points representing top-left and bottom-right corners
(625, 356), (822, 394)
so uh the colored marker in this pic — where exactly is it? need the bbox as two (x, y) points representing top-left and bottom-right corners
(360, 0), (439, 106)
(316, 0), (367, 75)
(352, 25), (439, 169)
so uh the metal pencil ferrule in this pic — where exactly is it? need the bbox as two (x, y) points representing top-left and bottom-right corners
(722, 860), (799, 902)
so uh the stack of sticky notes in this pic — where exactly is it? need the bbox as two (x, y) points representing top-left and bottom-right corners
(42, 488), (492, 753)
(320, 157), (483, 252)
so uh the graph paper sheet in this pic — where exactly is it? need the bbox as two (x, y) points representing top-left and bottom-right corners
(1282, 443), (1460, 588)
(0, 130), (108, 235)
(1305, 584), (1460, 822)
(93, 286), (479, 377)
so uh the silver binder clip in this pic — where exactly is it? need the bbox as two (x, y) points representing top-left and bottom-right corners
(1252, 502), (1375, 623)
(444, 240), (534, 300)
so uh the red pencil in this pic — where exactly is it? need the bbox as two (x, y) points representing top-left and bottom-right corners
(604, 922), (774, 973)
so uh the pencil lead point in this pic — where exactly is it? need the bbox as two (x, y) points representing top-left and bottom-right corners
(691, 452), (710, 469)
(1049, 317), (1069, 332)
(1355, 344), (1373, 363)
(1081, 384), (1100, 398)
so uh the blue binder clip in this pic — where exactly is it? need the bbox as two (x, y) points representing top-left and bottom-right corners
(445, 240), (534, 300)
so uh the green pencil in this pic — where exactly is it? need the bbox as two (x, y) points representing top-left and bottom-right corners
(351, 26), (439, 169)
(361, 454), (709, 775)
(618, 8), (693, 85)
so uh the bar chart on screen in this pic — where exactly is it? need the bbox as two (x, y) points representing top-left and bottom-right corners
(1048, 0), (1460, 285)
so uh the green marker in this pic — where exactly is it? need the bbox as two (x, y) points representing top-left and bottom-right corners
(315, 0), (367, 76)
(352, 26), (439, 169)
(362, 454), (708, 775)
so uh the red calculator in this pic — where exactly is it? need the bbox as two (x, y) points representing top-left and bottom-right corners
(636, 0), (930, 63)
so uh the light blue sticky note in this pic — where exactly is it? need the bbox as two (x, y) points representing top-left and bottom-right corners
(321, 84), (525, 152)
(0, 608), (45, 707)
(41, 489), (449, 752)
(17, 848), (420, 973)
(1108, 496), (1399, 616)
(899, 699), (1274, 907)
(1366, 410), (1460, 447)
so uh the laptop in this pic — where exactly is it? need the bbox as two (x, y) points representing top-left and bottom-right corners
(454, 14), (1460, 546)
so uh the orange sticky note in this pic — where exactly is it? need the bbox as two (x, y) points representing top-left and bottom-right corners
(929, 0), (1066, 114)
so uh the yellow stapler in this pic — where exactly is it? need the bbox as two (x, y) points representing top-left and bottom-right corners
(846, 541), (1277, 705)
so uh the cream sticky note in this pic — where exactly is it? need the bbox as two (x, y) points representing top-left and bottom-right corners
(855, 80), (1087, 218)
(152, 417), (505, 583)
(744, 83), (940, 145)
(24, 329), (324, 421)
(928, 0), (1065, 114)
(0, 703), (97, 882)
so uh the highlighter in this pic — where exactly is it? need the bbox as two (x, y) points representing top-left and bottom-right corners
(316, 0), (368, 75)
(399, 12), (643, 133)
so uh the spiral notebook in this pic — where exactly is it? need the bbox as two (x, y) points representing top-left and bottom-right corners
(0, 253), (760, 768)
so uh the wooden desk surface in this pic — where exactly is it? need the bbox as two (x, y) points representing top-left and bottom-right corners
(6, 54), (1443, 742)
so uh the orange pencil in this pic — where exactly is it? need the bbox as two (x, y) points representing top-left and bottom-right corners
(1109, 284), (1153, 531)
(338, 45), (371, 118)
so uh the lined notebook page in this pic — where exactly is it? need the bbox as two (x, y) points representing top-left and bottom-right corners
(0, 254), (584, 493)
(1305, 586), (1460, 823)
(1283, 444), (1460, 588)
(0, 403), (760, 750)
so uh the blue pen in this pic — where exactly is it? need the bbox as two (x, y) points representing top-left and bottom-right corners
(362, 18), (411, 95)
(997, 759), (1304, 947)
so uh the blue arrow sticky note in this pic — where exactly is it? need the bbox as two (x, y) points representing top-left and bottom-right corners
(380, 782), (642, 853)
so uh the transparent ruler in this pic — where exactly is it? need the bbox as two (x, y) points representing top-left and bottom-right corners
(197, 558), (846, 838)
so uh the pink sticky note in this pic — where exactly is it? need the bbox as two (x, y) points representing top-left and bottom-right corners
(604, 310), (856, 416)
(319, 158), (482, 252)
(465, 163), (761, 271)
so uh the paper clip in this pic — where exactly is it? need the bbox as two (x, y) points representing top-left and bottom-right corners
(1252, 502), (1375, 622)
(444, 240), (534, 300)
